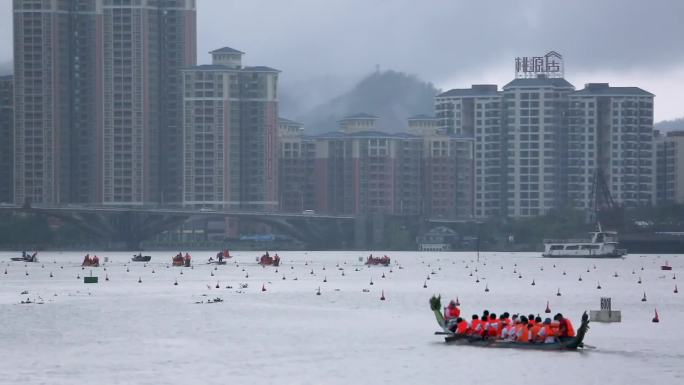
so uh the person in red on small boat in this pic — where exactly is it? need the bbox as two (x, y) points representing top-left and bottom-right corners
(485, 313), (501, 338)
(455, 318), (468, 334)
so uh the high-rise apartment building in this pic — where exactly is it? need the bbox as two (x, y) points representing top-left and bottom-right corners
(0, 76), (13, 203)
(12, 0), (196, 205)
(182, 47), (279, 210)
(502, 76), (574, 217)
(656, 131), (684, 204)
(567, 83), (655, 209)
(13, 0), (73, 204)
(436, 85), (502, 217)
(277, 118), (316, 212)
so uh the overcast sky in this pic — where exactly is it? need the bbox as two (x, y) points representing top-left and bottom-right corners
(0, 0), (682, 121)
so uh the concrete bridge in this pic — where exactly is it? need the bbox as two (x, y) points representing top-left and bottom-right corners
(0, 203), (480, 249)
(0, 204), (359, 249)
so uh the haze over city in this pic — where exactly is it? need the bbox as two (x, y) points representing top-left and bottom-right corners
(0, 0), (682, 122)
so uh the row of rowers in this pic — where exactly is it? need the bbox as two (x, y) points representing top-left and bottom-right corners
(444, 301), (575, 343)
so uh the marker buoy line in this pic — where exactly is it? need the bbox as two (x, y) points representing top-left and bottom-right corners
(380, 290), (386, 301)
(579, 275), (582, 281)
(484, 284), (489, 292)
(545, 301), (551, 313)
(105, 274), (109, 281)
(641, 292), (647, 302)
(210, 271), (214, 277)
(49, 272), (53, 278)
(562, 271), (566, 276)
(316, 287), (321, 296)
(370, 278), (374, 285)
(138, 277), (142, 283)
(261, 284), (266, 292)
(174, 279), (178, 286)
(557, 288), (561, 296)
(638, 277), (642, 284)
(215, 282), (220, 289)
(597, 282), (602, 289)
(426, 275), (430, 281)
(423, 281), (427, 288)
(475, 277), (480, 283)
(614, 272), (619, 277)
(675, 285), (678, 294)
(323, 276), (327, 283)
(652, 309), (660, 323)
(531, 279), (536, 286)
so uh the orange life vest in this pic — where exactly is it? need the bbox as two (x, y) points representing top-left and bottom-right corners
(487, 320), (500, 337)
(530, 324), (543, 341)
(469, 319), (481, 334)
(456, 321), (468, 334)
(517, 324), (530, 342)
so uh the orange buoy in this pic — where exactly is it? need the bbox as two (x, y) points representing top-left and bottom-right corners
(652, 309), (659, 323)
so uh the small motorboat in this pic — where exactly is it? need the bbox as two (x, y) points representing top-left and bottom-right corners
(661, 261), (673, 271)
(11, 252), (38, 263)
(131, 254), (152, 262)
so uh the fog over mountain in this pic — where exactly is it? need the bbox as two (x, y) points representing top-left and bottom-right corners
(655, 118), (684, 133)
(291, 70), (439, 133)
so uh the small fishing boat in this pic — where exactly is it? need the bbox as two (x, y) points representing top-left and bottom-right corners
(661, 261), (673, 271)
(131, 254), (152, 262)
(11, 252), (38, 262)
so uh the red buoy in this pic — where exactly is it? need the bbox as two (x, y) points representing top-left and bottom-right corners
(652, 309), (660, 323)
(545, 301), (551, 313)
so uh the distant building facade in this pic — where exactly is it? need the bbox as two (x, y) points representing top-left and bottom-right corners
(656, 131), (684, 204)
(567, 83), (655, 210)
(278, 118), (316, 212)
(436, 56), (657, 218)
(0, 76), (13, 203)
(12, 0), (196, 205)
(182, 47), (279, 211)
(436, 85), (502, 217)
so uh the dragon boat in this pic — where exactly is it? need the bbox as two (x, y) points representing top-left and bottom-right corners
(429, 295), (590, 350)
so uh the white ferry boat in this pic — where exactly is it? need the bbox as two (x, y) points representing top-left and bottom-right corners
(542, 224), (627, 258)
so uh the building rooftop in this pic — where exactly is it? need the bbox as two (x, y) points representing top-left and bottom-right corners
(407, 114), (437, 120)
(339, 113), (379, 120)
(278, 117), (304, 126)
(183, 64), (280, 72)
(503, 76), (575, 90)
(573, 83), (653, 97)
(311, 130), (421, 140)
(210, 46), (244, 55)
(437, 84), (499, 97)
(243, 65), (280, 73)
(667, 130), (684, 138)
